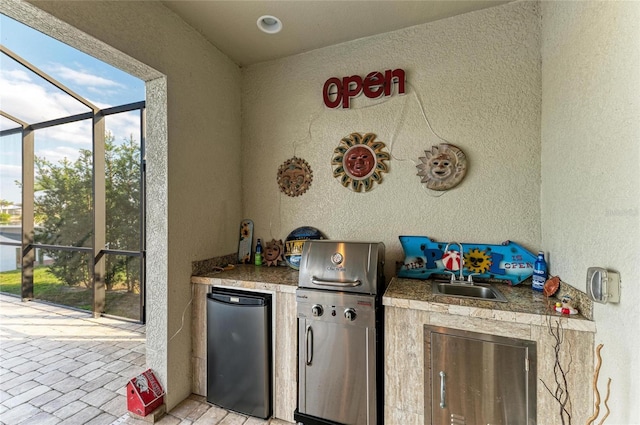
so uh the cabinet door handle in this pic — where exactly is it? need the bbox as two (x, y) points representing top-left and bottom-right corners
(439, 371), (446, 408)
(305, 325), (313, 365)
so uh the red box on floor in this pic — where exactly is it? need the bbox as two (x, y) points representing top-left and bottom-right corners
(127, 369), (165, 417)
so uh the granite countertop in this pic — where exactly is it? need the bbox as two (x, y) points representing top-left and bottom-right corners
(191, 264), (299, 292)
(191, 265), (595, 332)
(385, 277), (595, 332)
(386, 277), (556, 315)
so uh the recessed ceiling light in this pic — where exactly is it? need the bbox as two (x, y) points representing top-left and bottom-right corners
(257, 15), (282, 34)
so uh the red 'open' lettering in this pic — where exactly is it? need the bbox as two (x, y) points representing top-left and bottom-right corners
(363, 72), (385, 99)
(322, 68), (406, 108)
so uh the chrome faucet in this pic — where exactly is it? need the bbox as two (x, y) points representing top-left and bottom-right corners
(443, 241), (466, 283)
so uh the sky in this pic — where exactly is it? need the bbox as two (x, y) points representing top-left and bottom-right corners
(0, 14), (145, 204)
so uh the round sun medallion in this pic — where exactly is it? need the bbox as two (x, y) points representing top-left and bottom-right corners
(277, 157), (313, 197)
(331, 133), (390, 192)
(416, 143), (467, 191)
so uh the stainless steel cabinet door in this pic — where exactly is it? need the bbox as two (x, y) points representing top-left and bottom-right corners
(298, 318), (376, 425)
(428, 329), (535, 425)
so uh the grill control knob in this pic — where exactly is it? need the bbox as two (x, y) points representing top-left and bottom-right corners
(311, 304), (324, 317)
(344, 308), (356, 321)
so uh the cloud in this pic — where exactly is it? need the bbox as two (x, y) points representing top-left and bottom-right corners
(0, 163), (21, 178)
(105, 112), (143, 143)
(36, 119), (92, 147)
(0, 66), (139, 144)
(0, 115), (21, 132)
(0, 67), (90, 124)
(0, 53), (142, 204)
(37, 146), (86, 164)
(3, 68), (31, 83)
(45, 63), (125, 90)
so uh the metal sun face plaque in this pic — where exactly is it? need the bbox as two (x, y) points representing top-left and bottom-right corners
(416, 143), (467, 191)
(331, 132), (390, 192)
(277, 157), (313, 197)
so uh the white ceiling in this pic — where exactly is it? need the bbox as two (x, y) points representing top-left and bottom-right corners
(162, 1), (510, 67)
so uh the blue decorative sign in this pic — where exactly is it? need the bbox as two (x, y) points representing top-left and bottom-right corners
(398, 236), (536, 285)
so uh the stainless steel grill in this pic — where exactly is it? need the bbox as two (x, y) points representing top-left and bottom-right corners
(294, 240), (385, 425)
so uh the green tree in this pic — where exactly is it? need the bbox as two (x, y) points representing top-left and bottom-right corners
(0, 200), (18, 224)
(35, 150), (93, 287)
(35, 132), (141, 291)
(0, 212), (11, 224)
(105, 134), (141, 292)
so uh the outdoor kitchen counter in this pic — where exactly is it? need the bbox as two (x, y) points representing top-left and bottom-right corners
(192, 268), (598, 424)
(192, 268), (596, 333)
(191, 264), (298, 290)
(383, 277), (595, 332)
(383, 277), (596, 424)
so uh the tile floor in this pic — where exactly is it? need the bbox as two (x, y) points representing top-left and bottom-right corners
(0, 294), (290, 425)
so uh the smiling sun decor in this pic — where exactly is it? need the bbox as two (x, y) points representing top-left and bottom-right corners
(416, 143), (467, 191)
(277, 157), (313, 197)
(264, 239), (284, 267)
(332, 132), (390, 192)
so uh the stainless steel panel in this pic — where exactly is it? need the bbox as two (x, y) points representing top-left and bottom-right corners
(424, 326), (536, 425)
(298, 319), (376, 424)
(297, 289), (378, 425)
(296, 289), (376, 328)
(298, 241), (385, 295)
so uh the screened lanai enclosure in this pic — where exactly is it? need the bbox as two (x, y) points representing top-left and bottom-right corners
(0, 44), (146, 322)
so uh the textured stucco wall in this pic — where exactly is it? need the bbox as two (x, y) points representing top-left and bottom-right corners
(541, 1), (640, 421)
(242, 1), (541, 281)
(7, 0), (243, 409)
(11, 0), (639, 419)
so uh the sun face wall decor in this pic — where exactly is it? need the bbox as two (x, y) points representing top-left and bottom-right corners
(332, 133), (390, 192)
(264, 239), (284, 267)
(277, 157), (313, 197)
(416, 143), (467, 191)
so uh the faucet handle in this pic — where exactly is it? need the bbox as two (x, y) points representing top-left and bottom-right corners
(466, 273), (482, 284)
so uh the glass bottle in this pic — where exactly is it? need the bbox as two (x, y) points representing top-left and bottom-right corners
(255, 239), (263, 266)
(532, 251), (547, 291)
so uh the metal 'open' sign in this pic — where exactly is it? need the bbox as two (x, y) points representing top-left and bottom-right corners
(323, 69), (406, 108)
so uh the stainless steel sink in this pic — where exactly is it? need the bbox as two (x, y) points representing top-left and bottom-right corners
(431, 281), (508, 302)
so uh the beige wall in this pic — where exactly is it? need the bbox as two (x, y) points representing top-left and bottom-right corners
(541, 1), (640, 421)
(5, 0), (243, 409)
(7, 0), (640, 419)
(241, 1), (542, 281)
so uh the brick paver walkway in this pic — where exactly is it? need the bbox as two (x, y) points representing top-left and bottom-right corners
(0, 294), (290, 425)
(0, 293), (146, 425)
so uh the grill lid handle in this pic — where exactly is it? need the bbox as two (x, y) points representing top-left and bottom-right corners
(311, 277), (362, 287)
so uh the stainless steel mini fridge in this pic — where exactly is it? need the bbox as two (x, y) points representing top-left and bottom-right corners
(207, 288), (272, 419)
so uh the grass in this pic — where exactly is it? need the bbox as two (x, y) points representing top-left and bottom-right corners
(0, 266), (141, 321)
